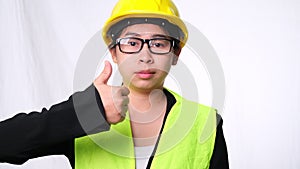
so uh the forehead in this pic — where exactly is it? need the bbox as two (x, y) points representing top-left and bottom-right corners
(120, 24), (168, 37)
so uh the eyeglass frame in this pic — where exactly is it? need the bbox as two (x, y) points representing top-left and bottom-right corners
(109, 37), (176, 55)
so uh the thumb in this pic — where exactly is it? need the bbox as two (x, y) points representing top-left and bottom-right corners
(96, 61), (112, 84)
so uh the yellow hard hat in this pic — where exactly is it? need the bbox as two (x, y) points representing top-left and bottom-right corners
(102, 0), (188, 47)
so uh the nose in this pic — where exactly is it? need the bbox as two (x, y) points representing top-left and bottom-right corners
(139, 42), (153, 64)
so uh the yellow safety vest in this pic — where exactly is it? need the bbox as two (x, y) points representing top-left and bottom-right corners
(75, 89), (216, 169)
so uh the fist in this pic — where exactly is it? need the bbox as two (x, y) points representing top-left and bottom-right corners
(94, 61), (130, 124)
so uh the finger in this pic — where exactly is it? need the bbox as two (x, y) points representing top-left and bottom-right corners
(122, 97), (129, 105)
(95, 60), (112, 85)
(120, 106), (128, 117)
(120, 86), (130, 96)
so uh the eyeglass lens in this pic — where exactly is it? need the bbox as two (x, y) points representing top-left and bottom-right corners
(118, 37), (172, 54)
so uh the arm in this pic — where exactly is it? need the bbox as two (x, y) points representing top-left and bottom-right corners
(209, 114), (229, 169)
(0, 84), (110, 164)
(0, 61), (129, 165)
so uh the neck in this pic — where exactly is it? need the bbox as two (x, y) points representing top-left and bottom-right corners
(128, 88), (167, 123)
(129, 88), (165, 109)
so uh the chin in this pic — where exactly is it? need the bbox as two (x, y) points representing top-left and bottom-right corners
(129, 81), (163, 92)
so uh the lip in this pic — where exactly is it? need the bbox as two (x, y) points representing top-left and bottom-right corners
(135, 70), (156, 79)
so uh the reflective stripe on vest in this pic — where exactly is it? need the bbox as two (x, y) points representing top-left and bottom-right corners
(75, 89), (216, 169)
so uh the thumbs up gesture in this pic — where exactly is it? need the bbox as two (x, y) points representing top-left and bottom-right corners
(93, 61), (130, 124)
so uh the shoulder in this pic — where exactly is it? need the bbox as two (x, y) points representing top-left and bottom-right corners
(165, 88), (217, 115)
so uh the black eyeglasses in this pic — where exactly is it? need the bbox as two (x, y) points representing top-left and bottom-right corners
(113, 37), (174, 54)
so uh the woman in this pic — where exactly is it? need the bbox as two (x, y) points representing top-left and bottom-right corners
(0, 0), (229, 168)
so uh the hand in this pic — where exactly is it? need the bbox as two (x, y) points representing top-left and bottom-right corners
(94, 61), (130, 124)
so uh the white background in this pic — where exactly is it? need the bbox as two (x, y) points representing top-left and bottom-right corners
(0, 0), (299, 169)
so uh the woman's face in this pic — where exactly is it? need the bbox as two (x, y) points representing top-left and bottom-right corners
(110, 23), (179, 93)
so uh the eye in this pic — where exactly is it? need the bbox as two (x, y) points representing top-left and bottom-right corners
(125, 38), (141, 47)
(119, 38), (141, 47)
(151, 39), (170, 48)
(153, 42), (164, 48)
(129, 41), (137, 46)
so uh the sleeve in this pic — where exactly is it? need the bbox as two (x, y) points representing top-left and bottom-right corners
(209, 114), (229, 169)
(0, 84), (110, 164)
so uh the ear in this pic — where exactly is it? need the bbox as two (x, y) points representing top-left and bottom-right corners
(172, 47), (181, 65)
(109, 48), (118, 63)
(172, 55), (179, 65)
(174, 47), (182, 57)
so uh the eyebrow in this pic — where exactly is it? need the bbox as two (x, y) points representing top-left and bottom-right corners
(124, 32), (168, 38)
(124, 32), (140, 37)
(152, 34), (169, 38)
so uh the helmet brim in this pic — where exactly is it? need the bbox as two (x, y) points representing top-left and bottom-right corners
(102, 12), (188, 47)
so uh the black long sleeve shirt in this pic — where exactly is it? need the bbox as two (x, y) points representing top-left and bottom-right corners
(0, 85), (229, 168)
